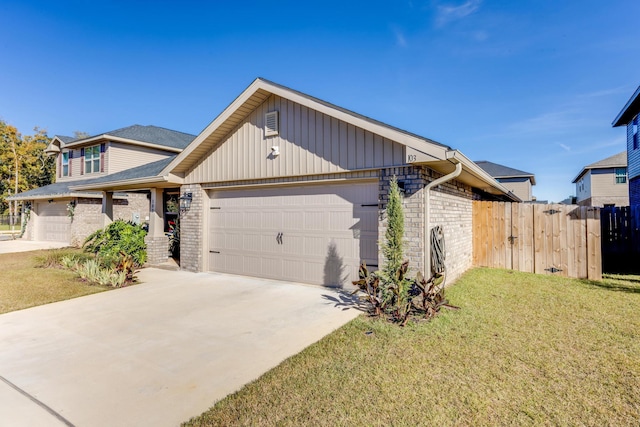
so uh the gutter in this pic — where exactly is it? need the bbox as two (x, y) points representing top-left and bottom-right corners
(423, 155), (462, 277)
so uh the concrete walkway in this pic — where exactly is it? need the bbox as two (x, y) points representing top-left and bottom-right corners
(0, 268), (362, 426)
(0, 239), (70, 254)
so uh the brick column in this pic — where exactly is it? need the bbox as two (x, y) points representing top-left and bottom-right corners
(378, 166), (427, 275)
(145, 188), (169, 265)
(179, 184), (205, 272)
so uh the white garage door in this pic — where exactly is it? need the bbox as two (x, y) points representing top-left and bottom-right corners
(36, 201), (71, 242)
(208, 182), (378, 286)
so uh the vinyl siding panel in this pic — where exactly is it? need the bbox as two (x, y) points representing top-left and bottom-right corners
(185, 94), (406, 183)
(590, 169), (628, 198)
(628, 119), (640, 180)
(107, 143), (173, 174)
(575, 172), (592, 203)
(497, 178), (531, 201)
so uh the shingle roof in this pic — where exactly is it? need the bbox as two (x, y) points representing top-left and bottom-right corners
(475, 161), (535, 180)
(572, 151), (627, 183)
(56, 125), (196, 150)
(8, 156), (175, 200)
(584, 151), (627, 168)
(56, 135), (76, 143)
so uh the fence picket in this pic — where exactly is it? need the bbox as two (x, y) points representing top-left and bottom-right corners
(472, 201), (601, 280)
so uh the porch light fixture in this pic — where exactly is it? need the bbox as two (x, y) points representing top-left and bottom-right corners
(179, 192), (193, 212)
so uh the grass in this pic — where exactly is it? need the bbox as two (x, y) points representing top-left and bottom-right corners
(0, 249), (108, 314)
(185, 268), (640, 426)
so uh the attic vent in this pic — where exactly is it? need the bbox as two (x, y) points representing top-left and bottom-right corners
(265, 111), (279, 137)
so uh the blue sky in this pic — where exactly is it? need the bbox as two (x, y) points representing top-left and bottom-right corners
(1, 0), (639, 202)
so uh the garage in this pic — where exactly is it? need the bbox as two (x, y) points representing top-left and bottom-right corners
(35, 201), (71, 242)
(208, 181), (378, 286)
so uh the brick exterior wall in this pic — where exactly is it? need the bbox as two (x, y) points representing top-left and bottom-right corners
(179, 184), (205, 272)
(378, 166), (426, 274)
(377, 166), (474, 285)
(577, 195), (629, 207)
(146, 236), (169, 265)
(426, 169), (474, 283)
(68, 193), (149, 246)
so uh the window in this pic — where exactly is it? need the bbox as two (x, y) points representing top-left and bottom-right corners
(84, 145), (101, 174)
(615, 167), (627, 184)
(61, 152), (69, 177)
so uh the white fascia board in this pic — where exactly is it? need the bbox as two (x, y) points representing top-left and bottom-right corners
(160, 79), (267, 176)
(162, 78), (451, 176)
(65, 135), (182, 153)
(70, 175), (174, 191)
(263, 82), (449, 160)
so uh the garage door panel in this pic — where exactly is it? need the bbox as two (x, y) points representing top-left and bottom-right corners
(36, 202), (71, 242)
(208, 182), (378, 286)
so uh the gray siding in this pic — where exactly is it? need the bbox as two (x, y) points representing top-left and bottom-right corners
(107, 142), (172, 174)
(185, 95), (406, 183)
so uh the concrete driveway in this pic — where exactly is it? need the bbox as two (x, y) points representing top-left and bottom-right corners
(0, 268), (362, 426)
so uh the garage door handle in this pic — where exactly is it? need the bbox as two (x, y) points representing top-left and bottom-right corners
(276, 232), (283, 244)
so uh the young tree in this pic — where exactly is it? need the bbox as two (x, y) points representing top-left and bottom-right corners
(382, 175), (405, 278)
(0, 121), (54, 219)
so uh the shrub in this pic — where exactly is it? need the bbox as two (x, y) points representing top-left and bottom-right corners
(35, 249), (92, 268)
(83, 220), (147, 267)
(352, 176), (457, 325)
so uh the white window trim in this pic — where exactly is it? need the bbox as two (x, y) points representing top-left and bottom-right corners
(84, 145), (101, 174)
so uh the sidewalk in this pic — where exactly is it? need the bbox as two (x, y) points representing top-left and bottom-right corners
(0, 239), (70, 254)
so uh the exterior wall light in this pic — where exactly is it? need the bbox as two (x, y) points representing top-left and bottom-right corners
(179, 192), (193, 212)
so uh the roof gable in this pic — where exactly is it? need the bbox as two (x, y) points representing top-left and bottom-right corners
(163, 78), (451, 176)
(572, 151), (627, 183)
(475, 161), (536, 185)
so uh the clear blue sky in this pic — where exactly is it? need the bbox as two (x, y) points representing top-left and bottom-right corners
(1, 0), (639, 202)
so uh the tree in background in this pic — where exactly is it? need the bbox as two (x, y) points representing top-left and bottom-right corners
(0, 120), (55, 220)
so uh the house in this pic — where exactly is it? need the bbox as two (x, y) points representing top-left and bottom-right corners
(475, 161), (536, 201)
(572, 151), (628, 207)
(8, 125), (195, 245)
(612, 85), (640, 208)
(66, 78), (519, 286)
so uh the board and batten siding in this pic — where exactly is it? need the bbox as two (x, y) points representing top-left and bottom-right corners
(107, 142), (173, 174)
(56, 147), (105, 182)
(185, 94), (406, 183)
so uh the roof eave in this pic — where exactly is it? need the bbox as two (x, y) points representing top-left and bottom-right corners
(162, 78), (452, 176)
(70, 175), (178, 192)
(64, 135), (183, 153)
(612, 85), (640, 127)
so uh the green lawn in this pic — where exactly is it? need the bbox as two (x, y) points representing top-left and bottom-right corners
(185, 268), (640, 426)
(0, 249), (108, 314)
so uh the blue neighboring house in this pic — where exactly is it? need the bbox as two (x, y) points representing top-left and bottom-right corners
(613, 85), (640, 208)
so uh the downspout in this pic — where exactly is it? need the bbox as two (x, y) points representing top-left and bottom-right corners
(424, 158), (462, 276)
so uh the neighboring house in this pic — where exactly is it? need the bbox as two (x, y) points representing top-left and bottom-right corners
(613, 85), (640, 209)
(69, 78), (519, 286)
(475, 161), (536, 201)
(572, 151), (628, 207)
(8, 125), (195, 245)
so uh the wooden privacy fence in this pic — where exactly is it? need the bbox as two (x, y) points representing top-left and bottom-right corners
(600, 206), (640, 273)
(473, 202), (601, 280)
